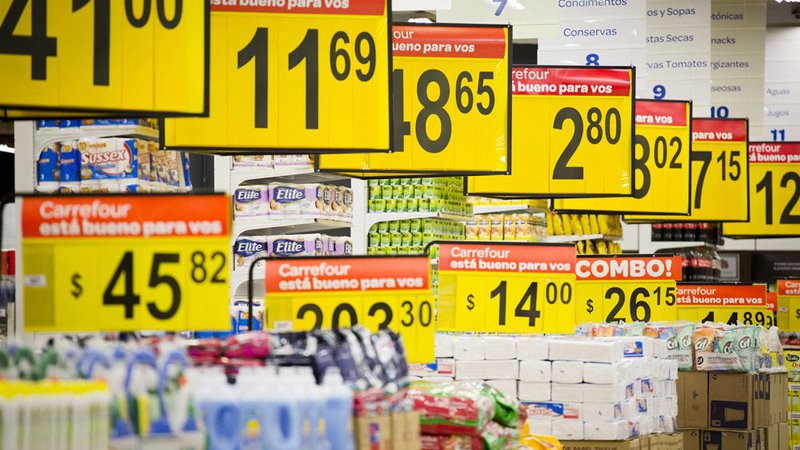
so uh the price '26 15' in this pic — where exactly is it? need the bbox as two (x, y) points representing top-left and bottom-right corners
(553, 107), (621, 180)
(238, 27), (376, 129)
(392, 69), (495, 153)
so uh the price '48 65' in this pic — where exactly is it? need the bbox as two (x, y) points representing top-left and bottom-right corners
(553, 107), (622, 180)
(103, 250), (226, 321)
(393, 69), (495, 153)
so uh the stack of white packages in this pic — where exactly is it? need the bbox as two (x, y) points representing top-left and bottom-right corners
(421, 333), (679, 442)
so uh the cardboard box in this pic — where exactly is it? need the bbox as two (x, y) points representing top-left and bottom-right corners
(561, 437), (646, 450)
(649, 433), (683, 450)
(766, 424), (779, 450)
(778, 421), (789, 450)
(709, 372), (754, 430)
(681, 371), (709, 429)
(701, 430), (756, 450)
(355, 415), (391, 450)
(682, 429), (702, 450)
(405, 411), (421, 450)
(391, 412), (407, 450)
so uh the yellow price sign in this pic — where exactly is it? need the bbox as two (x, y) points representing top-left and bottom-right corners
(264, 255), (433, 363)
(0, 0), (208, 117)
(676, 284), (769, 326)
(437, 242), (576, 334)
(725, 143), (800, 237)
(317, 24), (510, 177)
(778, 280), (800, 331)
(21, 194), (230, 332)
(467, 66), (634, 198)
(627, 119), (750, 223)
(162, 1), (390, 153)
(574, 256), (682, 324)
(555, 100), (692, 215)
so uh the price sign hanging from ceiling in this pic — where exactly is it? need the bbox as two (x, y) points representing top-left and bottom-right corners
(436, 242), (576, 334)
(724, 142), (800, 238)
(574, 255), (682, 325)
(777, 279), (800, 332)
(20, 194), (231, 332)
(626, 118), (750, 223)
(554, 100), (692, 215)
(316, 23), (511, 177)
(467, 65), (635, 198)
(675, 283), (770, 327)
(161, 0), (391, 153)
(265, 255), (434, 363)
(0, 0), (208, 118)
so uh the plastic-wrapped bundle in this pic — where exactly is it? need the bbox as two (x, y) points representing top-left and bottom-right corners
(408, 380), (495, 436)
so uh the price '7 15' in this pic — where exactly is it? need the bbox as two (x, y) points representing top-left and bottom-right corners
(692, 149), (741, 209)
(238, 27), (377, 130)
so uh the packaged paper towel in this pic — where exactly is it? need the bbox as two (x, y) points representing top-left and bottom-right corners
(551, 383), (583, 402)
(552, 360), (583, 384)
(486, 379), (517, 399)
(548, 338), (625, 363)
(518, 381), (551, 402)
(523, 402), (582, 421)
(584, 420), (632, 440)
(453, 335), (485, 360)
(582, 381), (633, 403)
(519, 360), (551, 382)
(484, 336), (517, 360)
(516, 337), (549, 361)
(582, 402), (623, 421)
(551, 418), (583, 440)
(583, 360), (634, 384)
(455, 360), (518, 380)
(434, 333), (455, 358)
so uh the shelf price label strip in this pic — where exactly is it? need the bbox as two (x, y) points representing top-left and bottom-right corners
(317, 24), (511, 177)
(675, 284), (770, 326)
(20, 194), (230, 332)
(466, 65), (635, 198)
(162, 0), (391, 153)
(574, 255), (682, 325)
(436, 242), (576, 334)
(627, 118), (750, 223)
(724, 143), (800, 237)
(555, 100), (692, 215)
(777, 280), (800, 332)
(265, 255), (434, 363)
(0, 0), (208, 117)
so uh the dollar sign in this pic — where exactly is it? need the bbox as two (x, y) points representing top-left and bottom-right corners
(586, 299), (594, 313)
(796, 309), (800, 319)
(71, 273), (83, 299)
(467, 294), (475, 311)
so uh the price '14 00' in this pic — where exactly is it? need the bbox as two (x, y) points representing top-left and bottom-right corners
(239, 27), (377, 129)
(487, 280), (572, 327)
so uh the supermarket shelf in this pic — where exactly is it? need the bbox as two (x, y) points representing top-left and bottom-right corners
(35, 124), (159, 141)
(365, 211), (471, 229)
(231, 166), (348, 187)
(470, 205), (548, 215)
(231, 270), (265, 298)
(652, 241), (720, 251)
(543, 234), (623, 243)
(233, 216), (351, 236)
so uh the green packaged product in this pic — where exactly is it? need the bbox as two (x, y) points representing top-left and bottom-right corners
(378, 178), (390, 186)
(386, 199), (397, 212)
(377, 221), (389, 233)
(369, 183), (382, 199)
(369, 232), (381, 247)
(419, 198), (430, 212)
(389, 178), (400, 185)
(481, 384), (520, 427)
(397, 246), (409, 255)
(367, 247), (378, 255)
(408, 198), (419, 211)
(380, 233), (391, 247)
(375, 247), (386, 255)
(399, 220), (410, 233)
(388, 220), (400, 233)
(392, 184), (403, 199)
(403, 184), (414, 198)
(369, 199), (386, 213)
(381, 185), (393, 199)
(414, 185), (425, 198)
(430, 198), (444, 212)
(411, 232), (423, 246)
(401, 232), (412, 246)
(391, 232), (402, 246)
(410, 218), (422, 232)
(385, 246), (397, 255)
(397, 199), (408, 212)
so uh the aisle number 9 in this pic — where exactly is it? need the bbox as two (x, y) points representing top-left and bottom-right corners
(554, 100), (692, 216)
(316, 24), (511, 176)
(0, 0), (208, 116)
(161, 0), (391, 153)
(467, 66), (634, 198)
(628, 118), (750, 223)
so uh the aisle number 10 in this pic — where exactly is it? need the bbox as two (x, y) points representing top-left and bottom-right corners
(162, 1), (391, 152)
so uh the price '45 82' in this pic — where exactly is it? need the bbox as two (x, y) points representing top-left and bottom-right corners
(393, 69), (496, 153)
(103, 250), (226, 321)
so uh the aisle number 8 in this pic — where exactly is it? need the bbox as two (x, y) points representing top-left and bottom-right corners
(553, 107), (622, 180)
(393, 69), (495, 153)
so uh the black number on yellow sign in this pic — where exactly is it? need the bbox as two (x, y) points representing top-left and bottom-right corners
(702, 311), (772, 327)
(553, 107), (622, 180)
(491, 280), (572, 327)
(238, 27), (377, 130)
(392, 69), (495, 153)
(295, 300), (432, 330)
(604, 286), (675, 323)
(102, 250), (226, 321)
(632, 134), (683, 198)
(0, 0), (182, 84)
(692, 150), (742, 209)
(755, 170), (800, 225)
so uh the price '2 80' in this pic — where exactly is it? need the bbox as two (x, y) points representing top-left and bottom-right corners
(552, 107), (622, 180)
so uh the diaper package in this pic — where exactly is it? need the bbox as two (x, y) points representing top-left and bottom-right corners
(36, 144), (60, 193)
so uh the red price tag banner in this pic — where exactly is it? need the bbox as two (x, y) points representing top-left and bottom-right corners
(676, 284), (770, 326)
(575, 256), (682, 324)
(21, 194), (231, 332)
(436, 242), (576, 333)
(778, 279), (800, 331)
(265, 255), (434, 363)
